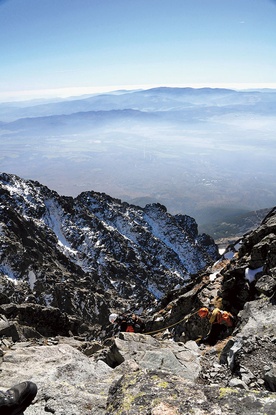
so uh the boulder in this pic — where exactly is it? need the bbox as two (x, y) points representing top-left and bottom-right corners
(101, 332), (201, 382)
(0, 315), (20, 342)
(0, 342), (119, 415)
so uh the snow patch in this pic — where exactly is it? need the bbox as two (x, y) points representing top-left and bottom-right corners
(174, 284), (181, 290)
(209, 271), (219, 282)
(28, 270), (37, 291)
(155, 316), (164, 322)
(57, 240), (78, 256)
(224, 250), (235, 260)
(245, 266), (263, 283)
(44, 199), (75, 252)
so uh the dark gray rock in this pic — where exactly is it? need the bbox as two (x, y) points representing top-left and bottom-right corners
(220, 299), (276, 391)
(264, 364), (276, 392)
(255, 273), (276, 296)
(0, 303), (74, 338)
(0, 315), (20, 342)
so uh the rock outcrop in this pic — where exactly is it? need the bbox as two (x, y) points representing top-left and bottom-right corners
(0, 340), (117, 415)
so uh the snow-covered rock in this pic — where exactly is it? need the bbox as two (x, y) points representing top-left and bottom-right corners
(0, 172), (218, 331)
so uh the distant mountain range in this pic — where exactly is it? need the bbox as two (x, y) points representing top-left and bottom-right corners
(1, 87), (276, 121)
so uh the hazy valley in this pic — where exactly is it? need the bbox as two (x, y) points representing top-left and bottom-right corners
(1, 87), (275, 236)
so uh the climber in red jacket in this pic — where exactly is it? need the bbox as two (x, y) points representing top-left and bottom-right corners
(109, 312), (145, 333)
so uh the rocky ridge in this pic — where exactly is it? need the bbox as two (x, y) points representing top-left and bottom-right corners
(0, 173), (275, 414)
(0, 172), (218, 334)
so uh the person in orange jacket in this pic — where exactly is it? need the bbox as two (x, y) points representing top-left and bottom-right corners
(197, 306), (234, 345)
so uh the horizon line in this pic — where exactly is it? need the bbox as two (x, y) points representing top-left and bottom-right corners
(1, 82), (276, 102)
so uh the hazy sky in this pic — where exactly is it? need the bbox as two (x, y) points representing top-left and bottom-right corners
(1, 0), (276, 100)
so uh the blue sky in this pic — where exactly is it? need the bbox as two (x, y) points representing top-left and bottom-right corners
(1, 0), (276, 100)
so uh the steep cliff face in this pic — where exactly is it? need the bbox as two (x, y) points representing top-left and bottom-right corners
(0, 172), (218, 331)
(143, 207), (276, 394)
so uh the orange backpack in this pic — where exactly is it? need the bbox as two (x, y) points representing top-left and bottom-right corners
(220, 311), (233, 327)
(209, 308), (233, 326)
